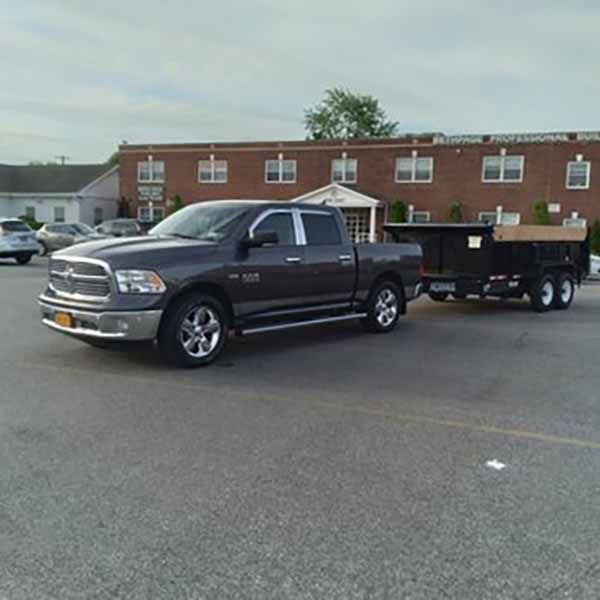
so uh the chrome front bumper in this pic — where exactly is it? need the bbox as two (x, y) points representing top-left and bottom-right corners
(39, 300), (162, 341)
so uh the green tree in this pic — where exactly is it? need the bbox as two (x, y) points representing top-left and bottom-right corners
(168, 194), (185, 216)
(107, 152), (119, 166)
(532, 201), (550, 225)
(590, 220), (600, 254)
(448, 202), (464, 223)
(388, 200), (407, 223)
(304, 88), (399, 140)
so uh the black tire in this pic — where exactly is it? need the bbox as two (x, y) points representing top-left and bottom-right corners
(361, 280), (403, 333)
(15, 254), (32, 265)
(158, 293), (228, 367)
(529, 273), (556, 312)
(553, 272), (575, 310)
(452, 292), (467, 300)
(429, 291), (449, 302)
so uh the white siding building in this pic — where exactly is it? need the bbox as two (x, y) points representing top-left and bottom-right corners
(0, 164), (119, 226)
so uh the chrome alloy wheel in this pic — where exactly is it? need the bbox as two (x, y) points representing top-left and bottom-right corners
(180, 306), (222, 358)
(560, 278), (573, 304)
(374, 288), (398, 328)
(541, 280), (554, 307)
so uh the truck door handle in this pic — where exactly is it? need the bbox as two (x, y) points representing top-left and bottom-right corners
(285, 256), (302, 263)
(338, 254), (353, 262)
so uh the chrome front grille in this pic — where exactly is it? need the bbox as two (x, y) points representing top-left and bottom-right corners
(49, 258), (111, 300)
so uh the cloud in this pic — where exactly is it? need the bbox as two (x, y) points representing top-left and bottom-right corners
(1, 0), (599, 163)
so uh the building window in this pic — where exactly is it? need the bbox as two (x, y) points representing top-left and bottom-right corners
(265, 155), (296, 183)
(137, 158), (165, 183)
(563, 213), (587, 228)
(411, 211), (431, 223)
(331, 155), (357, 183)
(343, 208), (370, 243)
(25, 206), (36, 221)
(137, 205), (165, 223)
(54, 206), (65, 223)
(482, 155), (524, 182)
(93, 207), (103, 225)
(198, 157), (227, 183)
(478, 211), (521, 225)
(395, 156), (433, 183)
(566, 161), (590, 189)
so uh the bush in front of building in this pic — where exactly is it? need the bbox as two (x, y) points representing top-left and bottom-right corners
(117, 197), (131, 218)
(17, 215), (43, 230)
(168, 195), (185, 216)
(448, 202), (464, 223)
(532, 201), (550, 225)
(590, 220), (600, 254)
(389, 200), (407, 223)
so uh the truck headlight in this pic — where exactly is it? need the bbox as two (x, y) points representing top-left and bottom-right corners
(115, 270), (166, 294)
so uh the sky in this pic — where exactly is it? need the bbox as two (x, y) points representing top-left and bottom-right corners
(1, 0), (599, 164)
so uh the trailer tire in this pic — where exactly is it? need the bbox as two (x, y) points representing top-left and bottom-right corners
(529, 274), (556, 312)
(429, 291), (449, 302)
(553, 272), (575, 310)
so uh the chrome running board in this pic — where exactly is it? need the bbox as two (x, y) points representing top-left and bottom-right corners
(240, 312), (367, 336)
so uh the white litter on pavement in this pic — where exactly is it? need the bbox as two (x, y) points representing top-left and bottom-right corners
(485, 459), (507, 471)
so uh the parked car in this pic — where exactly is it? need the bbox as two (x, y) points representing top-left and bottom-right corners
(590, 254), (600, 279)
(0, 218), (40, 264)
(37, 222), (106, 255)
(95, 219), (143, 237)
(39, 201), (422, 367)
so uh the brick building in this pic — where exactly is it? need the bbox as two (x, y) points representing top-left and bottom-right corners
(119, 131), (600, 243)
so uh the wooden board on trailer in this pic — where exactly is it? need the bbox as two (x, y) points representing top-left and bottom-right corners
(493, 226), (587, 242)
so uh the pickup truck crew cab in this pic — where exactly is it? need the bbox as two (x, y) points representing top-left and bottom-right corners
(39, 201), (422, 367)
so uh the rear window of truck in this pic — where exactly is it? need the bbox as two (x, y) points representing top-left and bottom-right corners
(301, 213), (341, 245)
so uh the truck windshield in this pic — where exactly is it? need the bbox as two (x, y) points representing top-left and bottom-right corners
(150, 203), (249, 242)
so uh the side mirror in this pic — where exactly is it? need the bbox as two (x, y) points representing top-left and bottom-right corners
(242, 230), (279, 248)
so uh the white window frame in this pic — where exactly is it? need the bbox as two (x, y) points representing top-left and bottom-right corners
(566, 161), (591, 190)
(137, 205), (165, 223)
(265, 155), (297, 184)
(331, 155), (357, 184)
(198, 156), (228, 184)
(395, 156), (433, 184)
(478, 211), (521, 225)
(137, 157), (165, 183)
(53, 206), (66, 223)
(481, 155), (524, 183)
(410, 211), (431, 223)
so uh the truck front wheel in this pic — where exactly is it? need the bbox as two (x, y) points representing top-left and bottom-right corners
(529, 274), (556, 312)
(361, 281), (402, 333)
(553, 272), (575, 310)
(158, 293), (228, 367)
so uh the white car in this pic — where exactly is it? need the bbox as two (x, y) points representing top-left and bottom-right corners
(590, 254), (600, 279)
(0, 218), (40, 264)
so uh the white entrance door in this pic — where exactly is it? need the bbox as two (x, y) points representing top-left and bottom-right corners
(342, 208), (371, 243)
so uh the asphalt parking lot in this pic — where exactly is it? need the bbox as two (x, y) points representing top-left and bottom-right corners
(1, 257), (600, 599)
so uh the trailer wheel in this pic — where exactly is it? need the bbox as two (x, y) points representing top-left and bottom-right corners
(553, 273), (575, 310)
(429, 291), (449, 302)
(529, 274), (556, 312)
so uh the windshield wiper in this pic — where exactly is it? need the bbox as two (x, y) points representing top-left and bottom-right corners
(164, 233), (200, 240)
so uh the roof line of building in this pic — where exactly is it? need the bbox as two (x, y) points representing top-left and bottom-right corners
(119, 130), (600, 153)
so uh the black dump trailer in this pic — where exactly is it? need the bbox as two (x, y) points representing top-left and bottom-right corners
(385, 223), (590, 312)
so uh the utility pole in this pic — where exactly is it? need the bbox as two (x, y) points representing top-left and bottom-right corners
(55, 155), (70, 166)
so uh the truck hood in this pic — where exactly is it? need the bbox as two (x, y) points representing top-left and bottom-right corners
(54, 235), (218, 265)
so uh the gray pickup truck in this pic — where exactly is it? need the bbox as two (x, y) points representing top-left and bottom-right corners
(39, 201), (422, 367)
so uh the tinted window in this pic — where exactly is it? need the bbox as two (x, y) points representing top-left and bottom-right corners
(301, 213), (341, 245)
(1, 221), (30, 232)
(253, 212), (295, 245)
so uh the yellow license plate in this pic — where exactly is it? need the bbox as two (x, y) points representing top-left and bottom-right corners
(54, 312), (73, 328)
